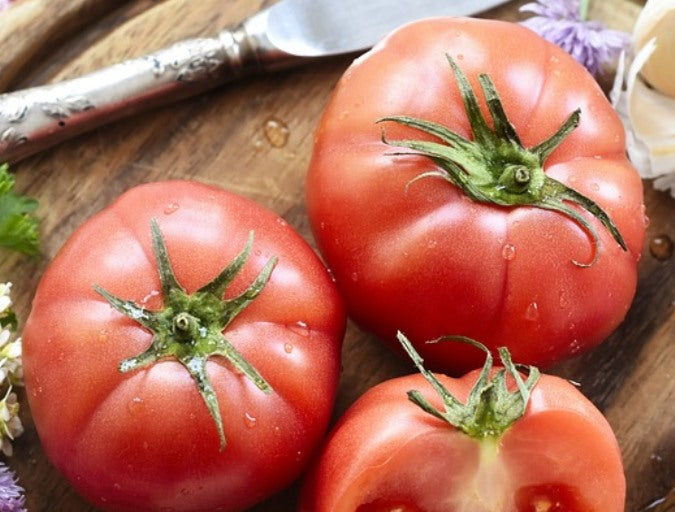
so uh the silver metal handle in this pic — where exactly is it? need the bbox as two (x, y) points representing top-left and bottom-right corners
(0, 9), (299, 163)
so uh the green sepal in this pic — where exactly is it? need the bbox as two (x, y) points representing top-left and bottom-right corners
(397, 332), (540, 439)
(378, 55), (627, 267)
(95, 220), (276, 450)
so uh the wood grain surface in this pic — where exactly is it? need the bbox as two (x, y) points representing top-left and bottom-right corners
(1, 0), (673, 510)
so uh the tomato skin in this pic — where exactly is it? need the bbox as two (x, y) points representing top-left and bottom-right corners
(306, 18), (645, 372)
(300, 370), (625, 512)
(23, 181), (345, 511)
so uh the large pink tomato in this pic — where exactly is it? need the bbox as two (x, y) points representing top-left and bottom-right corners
(306, 18), (646, 372)
(23, 180), (345, 511)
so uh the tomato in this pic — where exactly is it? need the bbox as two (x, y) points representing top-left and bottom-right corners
(306, 18), (646, 372)
(22, 180), (345, 511)
(300, 334), (625, 512)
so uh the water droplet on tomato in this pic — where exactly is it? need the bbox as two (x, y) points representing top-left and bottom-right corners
(427, 239), (438, 249)
(290, 320), (309, 337)
(525, 302), (539, 321)
(569, 339), (581, 354)
(351, 272), (359, 282)
(296, 450), (303, 462)
(284, 343), (293, 354)
(649, 234), (673, 261)
(320, 221), (326, 231)
(326, 268), (337, 283)
(127, 397), (143, 414)
(558, 291), (569, 309)
(590, 182), (600, 191)
(641, 204), (650, 227)
(164, 202), (179, 215)
(244, 413), (257, 428)
(277, 217), (288, 227)
(501, 243), (516, 261)
(263, 117), (290, 148)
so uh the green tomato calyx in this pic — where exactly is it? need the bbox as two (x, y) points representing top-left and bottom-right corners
(378, 55), (627, 267)
(95, 219), (277, 450)
(397, 332), (540, 439)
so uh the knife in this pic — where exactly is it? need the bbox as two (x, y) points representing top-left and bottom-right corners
(0, 0), (509, 163)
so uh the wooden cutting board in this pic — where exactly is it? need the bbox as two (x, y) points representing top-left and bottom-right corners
(2, 0), (673, 510)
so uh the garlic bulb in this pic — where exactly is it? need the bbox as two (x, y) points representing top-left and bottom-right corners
(611, 0), (675, 197)
(634, 0), (675, 98)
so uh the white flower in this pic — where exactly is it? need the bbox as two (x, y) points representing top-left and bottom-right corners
(0, 283), (12, 315)
(0, 389), (22, 457)
(0, 282), (23, 455)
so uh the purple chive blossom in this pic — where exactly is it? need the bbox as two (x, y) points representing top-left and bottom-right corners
(520, 0), (629, 75)
(0, 463), (25, 512)
(0, 0), (12, 12)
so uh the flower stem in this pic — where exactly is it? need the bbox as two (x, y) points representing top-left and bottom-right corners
(578, 0), (590, 21)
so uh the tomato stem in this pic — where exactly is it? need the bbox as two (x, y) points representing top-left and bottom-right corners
(94, 219), (276, 450)
(397, 332), (540, 439)
(378, 55), (627, 267)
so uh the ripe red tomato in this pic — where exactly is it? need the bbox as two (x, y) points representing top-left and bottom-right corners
(301, 334), (625, 512)
(306, 18), (646, 372)
(22, 181), (345, 511)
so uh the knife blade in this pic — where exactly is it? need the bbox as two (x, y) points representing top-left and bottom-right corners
(0, 0), (510, 162)
(266, 0), (510, 56)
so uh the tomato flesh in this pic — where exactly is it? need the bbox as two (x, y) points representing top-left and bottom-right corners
(515, 484), (587, 512)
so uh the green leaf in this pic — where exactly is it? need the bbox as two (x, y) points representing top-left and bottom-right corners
(0, 163), (40, 256)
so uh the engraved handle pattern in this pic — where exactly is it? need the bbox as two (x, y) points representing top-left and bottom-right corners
(0, 10), (290, 162)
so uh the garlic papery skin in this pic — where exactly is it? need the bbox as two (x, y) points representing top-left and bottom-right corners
(611, 0), (675, 198)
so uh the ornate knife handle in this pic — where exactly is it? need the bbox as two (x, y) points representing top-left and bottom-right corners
(0, 10), (297, 163)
